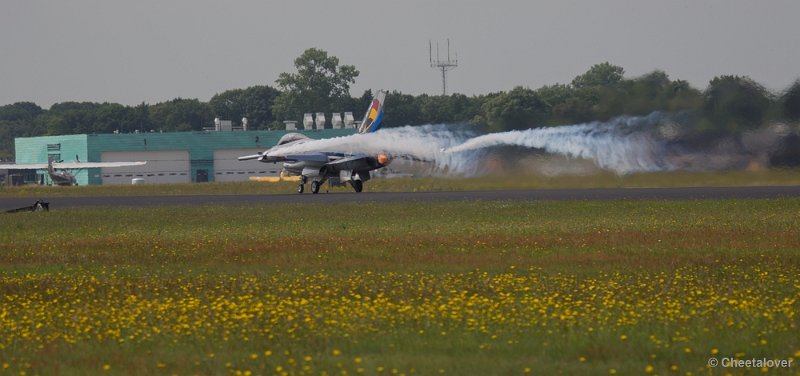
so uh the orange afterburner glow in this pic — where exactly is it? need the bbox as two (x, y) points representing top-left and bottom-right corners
(377, 153), (391, 166)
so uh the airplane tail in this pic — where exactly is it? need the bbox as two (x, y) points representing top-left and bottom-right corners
(357, 90), (387, 134)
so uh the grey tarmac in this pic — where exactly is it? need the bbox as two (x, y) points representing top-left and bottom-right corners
(2, 185), (800, 211)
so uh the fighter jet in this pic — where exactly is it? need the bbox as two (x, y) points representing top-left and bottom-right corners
(238, 90), (391, 194)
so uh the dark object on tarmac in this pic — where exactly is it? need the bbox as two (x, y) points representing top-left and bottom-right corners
(5, 200), (49, 213)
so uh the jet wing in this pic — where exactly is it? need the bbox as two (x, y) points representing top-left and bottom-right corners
(282, 153), (330, 163)
(242, 152), (334, 163)
(238, 152), (330, 163)
(238, 152), (287, 163)
(324, 154), (377, 172)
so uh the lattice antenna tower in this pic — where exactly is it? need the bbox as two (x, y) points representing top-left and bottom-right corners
(429, 39), (458, 95)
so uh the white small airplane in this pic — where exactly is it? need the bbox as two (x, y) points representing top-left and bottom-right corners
(239, 90), (394, 194)
(0, 157), (146, 186)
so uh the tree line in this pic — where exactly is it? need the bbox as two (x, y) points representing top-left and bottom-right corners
(1, 49), (799, 161)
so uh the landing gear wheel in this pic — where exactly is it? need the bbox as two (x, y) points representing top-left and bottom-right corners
(311, 181), (321, 194)
(297, 184), (304, 194)
(352, 180), (363, 193)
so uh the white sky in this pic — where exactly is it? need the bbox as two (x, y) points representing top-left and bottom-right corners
(1, 0), (798, 108)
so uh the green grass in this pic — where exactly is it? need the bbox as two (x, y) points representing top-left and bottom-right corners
(1, 169), (800, 197)
(1, 199), (799, 375)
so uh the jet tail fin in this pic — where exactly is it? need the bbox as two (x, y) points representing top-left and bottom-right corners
(357, 90), (387, 134)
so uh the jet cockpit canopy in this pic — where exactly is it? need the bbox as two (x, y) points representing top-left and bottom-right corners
(277, 133), (309, 146)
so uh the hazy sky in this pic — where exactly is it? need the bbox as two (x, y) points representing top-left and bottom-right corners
(2, 0), (798, 108)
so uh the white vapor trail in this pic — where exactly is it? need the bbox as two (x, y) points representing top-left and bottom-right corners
(445, 112), (675, 174)
(272, 112), (677, 175)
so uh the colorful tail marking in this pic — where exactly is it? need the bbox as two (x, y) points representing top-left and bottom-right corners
(358, 90), (387, 134)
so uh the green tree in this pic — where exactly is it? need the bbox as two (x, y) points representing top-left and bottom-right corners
(703, 75), (772, 133)
(149, 99), (214, 132)
(481, 87), (551, 132)
(0, 121), (18, 160)
(666, 79), (704, 113)
(209, 89), (245, 123)
(571, 62), (624, 89)
(446, 93), (483, 124)
(209, 85), (280, 129)
(536, 84), (594, 125)
(273, 48), (359, 124)
(0, 102), (46, 159)
(782, 79), (800, 121)
(133, 102), (153, 133)
(94, 103), (136, 134)
(383, 91), (421, 127)
(416, 95), (453, 124)
(44, 102), (101, 135)
(0, 102), (43, 122)
(621, 70), (672, 115)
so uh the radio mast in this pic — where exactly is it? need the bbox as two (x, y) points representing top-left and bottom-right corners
(429, 39), (458, 95)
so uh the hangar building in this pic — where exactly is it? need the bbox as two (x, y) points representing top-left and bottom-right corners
(13, 129), (355, 185)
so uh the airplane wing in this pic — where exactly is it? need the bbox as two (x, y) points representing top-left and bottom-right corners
(322, 152), (424, 172)
(0, 161), (146, 170)
(324, 154), (380, 172)
(282, 153), (330, 163)
(0, 163), (50, 170)
(54, 161), (147, 169)
(239, 152), (332, 164)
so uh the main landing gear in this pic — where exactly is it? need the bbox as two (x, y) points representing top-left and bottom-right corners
(296, 176), (363, 194)
(297, 176), (325, 194)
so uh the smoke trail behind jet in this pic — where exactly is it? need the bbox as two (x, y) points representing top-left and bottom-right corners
(445, 112), (676, 174)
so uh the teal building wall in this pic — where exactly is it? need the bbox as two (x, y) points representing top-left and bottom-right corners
(15, 135), (91, 184)
(15, 129), (356, 185)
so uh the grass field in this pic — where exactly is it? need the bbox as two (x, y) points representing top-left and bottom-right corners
(1, 197), (798, 375)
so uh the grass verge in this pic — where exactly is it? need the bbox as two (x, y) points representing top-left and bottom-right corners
(0, 199), (798, 374)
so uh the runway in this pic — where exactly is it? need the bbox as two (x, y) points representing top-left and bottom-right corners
(2, 185), (800, 210)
